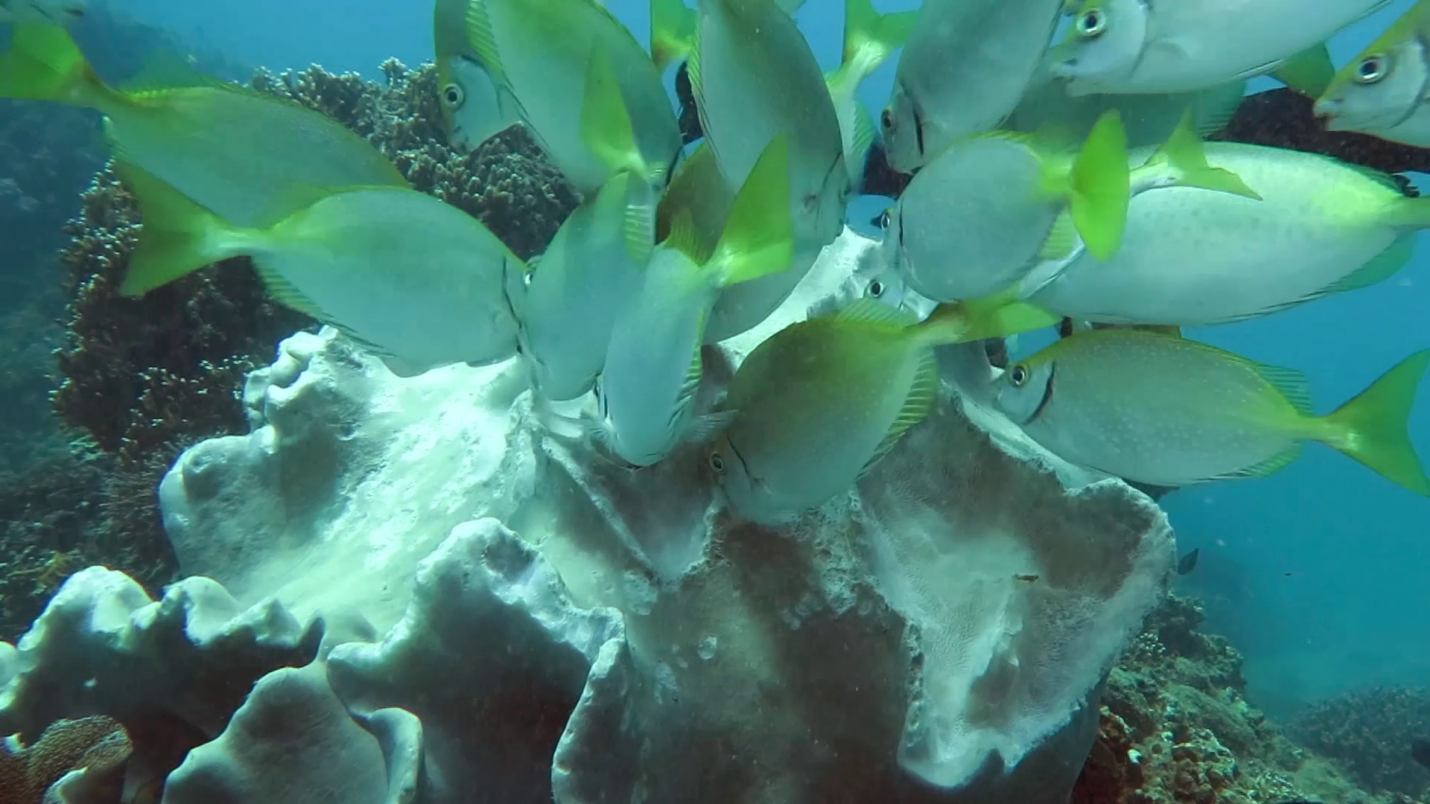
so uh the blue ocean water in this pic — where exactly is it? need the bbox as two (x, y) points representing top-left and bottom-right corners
(84, 0), (1430, 717)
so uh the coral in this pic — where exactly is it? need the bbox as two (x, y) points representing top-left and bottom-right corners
(1069, 594), (1412, 804)
(0, 715), (131, 804)
(1291, 685), (1430, 799)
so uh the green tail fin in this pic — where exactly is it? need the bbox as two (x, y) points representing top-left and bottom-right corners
(915, 289), (1062, 347)
(841, 0), (917, 75)
(1322, 349), (1430, 496)
(1068, 110), (1130, 262)
(650, 0), (697, 72)
(0, 24), (101, 105)
(1272, 43), (1335, 97)
(116, 162), (247, 296)
(1144, 111), (1262, 199)
(581, 46), (659, 185)
(704, 135), (795, 287)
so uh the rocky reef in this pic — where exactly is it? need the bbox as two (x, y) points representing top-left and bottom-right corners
(1290, 685), (1430, 800)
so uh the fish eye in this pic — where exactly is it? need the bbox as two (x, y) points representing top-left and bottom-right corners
(1076, 9), (1105, 38)
(867, 280), (885, 298)
(441, 83), (465, 108)
(880, 108), (894, 132)
(1355, 55), (1387, 84)
(708, 452), (726, 474)
(1009, 364), (1030, 387)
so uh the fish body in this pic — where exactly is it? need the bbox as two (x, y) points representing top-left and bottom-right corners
(434, 0), (521, 150)
(881, 0), (1064, 173)
(993, 328), (1430, 495)
(0, 25), (407, 227)
(465, 0), (682, 193)
(0, 0), (84, 24)
(593, 136), (796, 466)
(520, 172), (653, 401)
(1315, 0), (1430, 148)
(118, 167), (526, 376)
(824, 0), (917, 188)
(691, 0), (850, 251)
(1024, 143), (1424, 326)
(1052, 0), (1387, 95)
(885, 111), (1131, 303)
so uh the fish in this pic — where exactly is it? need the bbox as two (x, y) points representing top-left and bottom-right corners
(709, 297), (1058, 525)
(824, 0), (917, 189)
(518, 171), (653, 402)
(880, 0), (1065, 174)
(433, 0), (522, 151)
(593, 136), (796, 467)
(462, 0), (682, 194)
(1411, 737), (1430, 769)
(115, 164), (527, 378)
(690, 0), (849, 252)
(1050, 0), (1385, 96)
(992, 328), (1430, 495)
(0, 25), (408, 228)
(649, 0), (807, 73)
(0, 0), (83, 24)
(1176, 548), (1200, 576)
(1315, 0), (1430, 149)
(1021, 142), (1430, 327)
(686, 0), (851, 343)
(884, 110), (1131, 304)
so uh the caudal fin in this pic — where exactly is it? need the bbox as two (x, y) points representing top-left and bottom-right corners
(1322, 349), (1430, 496)
(580, 46), (663, 188)
(916, 289), (1062, 347)
(116, 162), (247, 296)
(1068, 110), (1130, 262)
(703, 134), (795, 287)
(650, 0), (696, 73)
(0, 23), (103, 105)
(1141, 112), (1262, 200)
(840, 0), (917, 78)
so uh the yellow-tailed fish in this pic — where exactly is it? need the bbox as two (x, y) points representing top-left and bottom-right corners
(0, 0), (83, 24)
(1021, 142), (1430, 327)
(880, 0), (1064, 174)
(994, 329), (1430, 496)
(117, 165), (526, 378)
(1315, 0), (1430, 148)
(0, 25), (407, 227)
(825, 0), (917, 188)
(884, 110), (1132, 304)
(1051, 0), (1383, 96)
(1010, 43), (1246, 148)
(434, 0), (521, 150)
(519, 171), (654, 402)
(650, 0), (806, 72)
(690, 0), (849, 250)
(709, 297), (1058, 524)
(464, 0), (681, 194)
(593, 136), (795, 467)
(655, 142), (731, 259)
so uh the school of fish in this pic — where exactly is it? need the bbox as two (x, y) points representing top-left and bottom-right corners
(4, 0), (1430, 527)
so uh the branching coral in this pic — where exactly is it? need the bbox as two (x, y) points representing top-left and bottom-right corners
(1291, 685), (1430, 799)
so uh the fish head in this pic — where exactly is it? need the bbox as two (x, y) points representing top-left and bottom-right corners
(439, 55), (510, 152)
(993, 356), (1056, 425)
(708, 433), (773, 523)
(880, 82), (927, 174)
(1315, 34), (1428, 134)
(1049, 0), (1148, 95)
(805, 152), (854, 246)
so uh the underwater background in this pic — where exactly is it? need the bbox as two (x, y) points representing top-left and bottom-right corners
(1, 0), (1429, 801)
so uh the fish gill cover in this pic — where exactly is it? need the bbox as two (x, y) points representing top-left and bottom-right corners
(0, 0), (1425, 802)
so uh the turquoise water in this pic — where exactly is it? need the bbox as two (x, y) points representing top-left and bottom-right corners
(43, 0), (1430, 719)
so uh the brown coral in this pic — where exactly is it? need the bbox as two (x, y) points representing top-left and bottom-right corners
(0, 716), (132, 804)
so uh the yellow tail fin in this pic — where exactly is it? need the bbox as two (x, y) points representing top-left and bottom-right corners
(916, 289), (1062, 347)
(703, 135), (796, 287)
(116, 162), (248, 296)
(0, 23), (105, 106)
(650, 0), (696, 72)
(1068, 110), (1130, 262)
(580, 46), (659, 186)
(1322, 349), (1430, 496)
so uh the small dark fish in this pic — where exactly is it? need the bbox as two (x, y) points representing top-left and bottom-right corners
(1410, 737), (1430, 769)
(859, 139), (912, 199)
(1014, 573), (1039, 583)
(674, 61), (702, 146)
(1177, 548), (1200, 576)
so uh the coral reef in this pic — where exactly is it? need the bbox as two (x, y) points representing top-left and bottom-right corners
(1071, 594), (1419, 804)
(1290, 685), (1430, 800)
(0, 715), (131, 804)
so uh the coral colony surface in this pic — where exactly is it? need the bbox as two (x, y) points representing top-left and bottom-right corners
(0, 42), (1425, 804)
